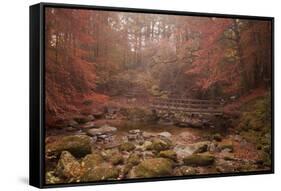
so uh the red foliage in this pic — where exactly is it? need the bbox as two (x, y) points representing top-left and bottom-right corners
(45, 8), (108, 126)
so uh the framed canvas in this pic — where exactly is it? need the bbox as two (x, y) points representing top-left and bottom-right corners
(29, 2), (274, 188)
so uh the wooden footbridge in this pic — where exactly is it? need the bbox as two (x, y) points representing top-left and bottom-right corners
(151, 98), (224, 115)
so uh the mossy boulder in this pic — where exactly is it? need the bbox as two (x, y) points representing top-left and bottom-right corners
(119, 142), (136, 152)
(55, 151), (82, 179)
(81, 163), (119, 181)
(238, 95), (271, 146)
(110, 153), (124, 165)
(46, 135), (92, 158)
(127, 153), (141, 166)
(158, 150), (177, 161)
(132, 158), (173, 178)
(146, 138), (172, 152)
(81, 153), (104, 171)
(74, 115), (95, 124)
(183, 154), (215, 166)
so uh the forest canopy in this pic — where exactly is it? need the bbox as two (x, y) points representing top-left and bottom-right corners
(45, 8), (272, 125)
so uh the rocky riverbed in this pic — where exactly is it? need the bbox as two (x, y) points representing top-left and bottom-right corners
(45, 106), (271, 184)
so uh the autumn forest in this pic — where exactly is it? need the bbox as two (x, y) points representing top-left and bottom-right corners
(45, 8), (272, 184)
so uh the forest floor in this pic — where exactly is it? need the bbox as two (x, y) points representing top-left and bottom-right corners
(45, 91), (272, 184)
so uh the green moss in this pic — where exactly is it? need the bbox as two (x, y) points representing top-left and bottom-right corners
(238, 94), (271, 147)
(134, 158), (173, 178)
(81, 153), (104, 171)
(183, 154), (215, 166)
(158, 150), (177, 161)
(119, 142), (136, 152)
(55, 151), (81, 179)
(110, 153), (124, 165)
(81, 163), (119, 181)
(127, 153), (141, 166)
(147, 139), (172, 152)
(46, 135), (92, 158)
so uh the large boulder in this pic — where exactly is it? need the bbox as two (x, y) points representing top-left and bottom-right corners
(46, 135), (92, 158)
(81, 153), (104, 172)
(127, 153), (141, 166)
(87, 125), (117, 136)
(158, 150), (177, 161)
(130, 158), (173, 178)
(110, 153), (124, 165)
(81, 163), (119, 181)
(55, 151), (82, 179)
(183, 154), (215, 166)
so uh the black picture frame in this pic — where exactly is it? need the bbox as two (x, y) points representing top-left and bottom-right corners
(30, 2), (274, 188)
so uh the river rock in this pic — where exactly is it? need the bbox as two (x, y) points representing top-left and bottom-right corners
(158, 132), (172, 139)
(183, 154), (215, 166)
(45, 171), (61, 184)
(218, 141), (234, 152)
(178, 132), (198, 143)
(79, 121), (97, 129)
(68, 119), (79, 127)
(91, 108), (105, 119)
(174, 141), (210, 159)
(143, 132), (156, 139)
(127, 153), (141, 166)
(129, 158), (173, 178)
(81, 163), (119, 181)
(87, 124), (117, 136)
(158, 150), (177, 161)
(81, 153), (104, 171)
(146, 138), (172, 152)
(55, 151), (81, 179)
(173, 166), (197, 176)
(65, 126), (77, 132)
(74, 115), (95, 124)
(46, 135), (92, 158)
(129, 129), (141, 134)
(127, 129), (143, 141)
(110, 153), (124, 165)
(119, 142), (136, 152)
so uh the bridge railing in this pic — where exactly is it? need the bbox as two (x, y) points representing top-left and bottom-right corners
(151, 98), (224, 115)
